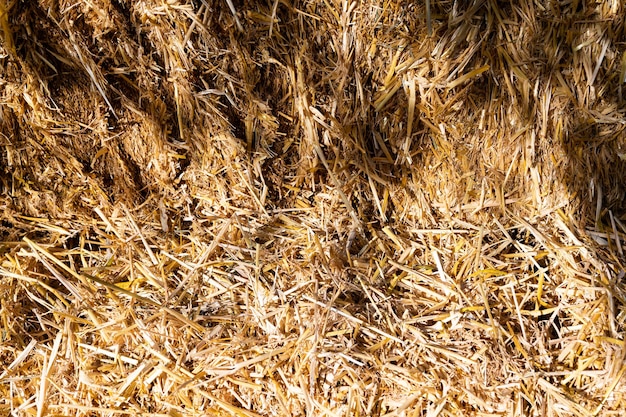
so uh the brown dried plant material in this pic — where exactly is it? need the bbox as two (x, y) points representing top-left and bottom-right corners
(1, 0), (626, 416)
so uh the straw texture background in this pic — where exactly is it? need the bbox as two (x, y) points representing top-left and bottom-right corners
(1, 0), (626, 415)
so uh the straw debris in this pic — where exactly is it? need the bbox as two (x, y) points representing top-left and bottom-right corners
(1, 0), (626, 415)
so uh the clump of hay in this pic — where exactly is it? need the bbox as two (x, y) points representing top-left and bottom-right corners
(1, 0), (625, 415)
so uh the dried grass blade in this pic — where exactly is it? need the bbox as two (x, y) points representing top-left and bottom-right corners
(0, 0), (14, 54)
(426, 0), (432, 36)
(36, 332), (62, 417)
(224, 0), (244, 31)
(0, 338), (37, 380)
(447, 65), (490, 90)
(404, 77), (416, 162)
(122, 204), (159, 266)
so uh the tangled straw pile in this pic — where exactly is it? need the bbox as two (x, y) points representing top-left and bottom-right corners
(1, 0), (626, 415)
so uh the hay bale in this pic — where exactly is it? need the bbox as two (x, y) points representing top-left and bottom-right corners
(1, 0), (625, 415)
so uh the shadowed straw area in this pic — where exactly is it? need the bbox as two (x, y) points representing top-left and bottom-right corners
(1, 0), (626, 415)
